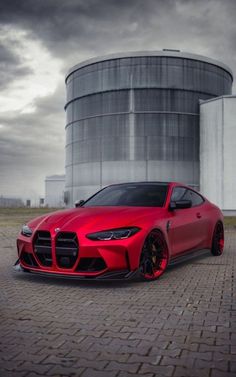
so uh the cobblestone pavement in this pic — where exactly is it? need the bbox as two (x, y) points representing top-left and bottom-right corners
(0, 226), (236, 377)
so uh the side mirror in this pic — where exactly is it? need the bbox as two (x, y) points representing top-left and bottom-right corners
(169, 200), (192, 211)
(75, 199), (85, 208)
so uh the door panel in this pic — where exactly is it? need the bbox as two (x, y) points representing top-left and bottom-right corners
(168, 187), (209, 256)
(168, 207), (207, 256)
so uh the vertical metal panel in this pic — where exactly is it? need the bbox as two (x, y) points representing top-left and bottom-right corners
(73, 163), (101, 186)
(102, 161), (147, 185)
(200, 98), (224, 207)
(200, 96), (236, 210)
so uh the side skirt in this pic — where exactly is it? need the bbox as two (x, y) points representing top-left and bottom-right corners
(168, 248), (210, 267)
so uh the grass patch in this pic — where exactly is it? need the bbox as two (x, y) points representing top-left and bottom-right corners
(0, 207), (63, 227)
(223, 216), (236, 229)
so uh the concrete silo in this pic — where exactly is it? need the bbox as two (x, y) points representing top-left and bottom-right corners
(65, 50), (232, 206)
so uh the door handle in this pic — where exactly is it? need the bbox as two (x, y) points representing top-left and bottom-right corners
(196, 212), (202, 218)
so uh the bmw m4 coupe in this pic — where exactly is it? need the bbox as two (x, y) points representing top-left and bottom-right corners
(15, 182), (224, 281)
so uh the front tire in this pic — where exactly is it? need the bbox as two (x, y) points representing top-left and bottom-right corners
(139, 230), (169, 281)
(211, 221), (224, 256)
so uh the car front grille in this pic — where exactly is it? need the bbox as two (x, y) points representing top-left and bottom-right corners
(34, 231), (52, 267)
(32, 231), (105, 272)
(55, 232), (78, 269)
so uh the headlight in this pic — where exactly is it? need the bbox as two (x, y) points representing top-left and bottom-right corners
(21, 225), (33, 237)
(87, 227), (140, 241)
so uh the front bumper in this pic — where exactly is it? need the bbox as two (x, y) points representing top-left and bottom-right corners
(16, 228), (144, 279)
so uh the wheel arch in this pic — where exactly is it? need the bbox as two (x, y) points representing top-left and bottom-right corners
(210, 219), (224, 244)
(152, 227), (170, 261)
(211, 220), (224, 256)
(138, 227), (170, 281)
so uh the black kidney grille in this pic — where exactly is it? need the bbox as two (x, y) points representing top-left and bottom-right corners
(34, 231), (52, 267)
(56, 232), (78, 268)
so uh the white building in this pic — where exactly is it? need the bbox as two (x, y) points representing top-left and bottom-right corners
(45, 175), (65, 208)
(200, 95), (236, 215)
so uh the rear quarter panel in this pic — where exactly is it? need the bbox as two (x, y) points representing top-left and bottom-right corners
(202, 201), (224, 249)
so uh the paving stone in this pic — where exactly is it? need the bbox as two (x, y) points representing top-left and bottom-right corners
(105, 360), (140, 373)
(118, 372), (154, 377)
(74, 358), (108, 370)
(173, 366), (210, 377)
(0, 371), (27, 377)
(139, 364), (175, 375)
(194, 359), (228, 371)
(211, 371), (236, 377)
(97, 352), (129, 362)
(128, 354), (161, 365)
(149, 346), (182, 357)
(199, 344), (230, 353)
(17, 362), (52, 374)
(181, 350), (213, 361)
(81, 369), (118, 377)
(230, 360), (236, 372)
(45, 365), (85, 376)
(160, 356), (195, 368)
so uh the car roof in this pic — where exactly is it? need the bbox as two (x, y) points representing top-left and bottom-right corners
(106, 182), (179, 187)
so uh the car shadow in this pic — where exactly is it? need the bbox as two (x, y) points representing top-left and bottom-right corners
(12, 250), (212, 289)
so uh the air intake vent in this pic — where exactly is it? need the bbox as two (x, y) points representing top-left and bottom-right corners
(34, 231), (52, 267)
(21, 251), (39, 268)
(76, 258), (106, 272)
(56, 232), (78, 268)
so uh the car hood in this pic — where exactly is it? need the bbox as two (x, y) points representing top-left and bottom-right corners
(28, 206), (166, 233)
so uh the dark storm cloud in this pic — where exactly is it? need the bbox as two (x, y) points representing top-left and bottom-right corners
(1, 0), (236, 68)
(0, 43), (19, 64)
(0, 0), (178, 60)
(0, 0), (236, 200)
(0, 83), (65, 198)
(0, 0), (235, 66)
(0, 82), (65, 152)
(0, 42), (32, 89)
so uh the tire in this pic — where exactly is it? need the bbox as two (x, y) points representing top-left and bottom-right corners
(139, 229), (169, 281)
(211, 221), (224, 256)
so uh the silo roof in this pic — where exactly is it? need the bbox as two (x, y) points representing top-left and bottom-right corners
(66, 50), (233, 82)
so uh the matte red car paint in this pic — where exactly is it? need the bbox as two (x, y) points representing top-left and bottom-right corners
(16, 182), (224, 280)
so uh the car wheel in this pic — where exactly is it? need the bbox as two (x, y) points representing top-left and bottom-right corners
(139, 229), (169, 281)
(211, 221), (224, 256)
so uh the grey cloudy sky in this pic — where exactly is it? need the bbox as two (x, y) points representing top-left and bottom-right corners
(0, 0), (236, 202)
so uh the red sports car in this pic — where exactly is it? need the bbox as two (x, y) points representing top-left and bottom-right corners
(15, 182), (224, 281)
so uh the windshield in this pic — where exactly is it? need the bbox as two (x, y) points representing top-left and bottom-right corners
(83, 184), (169, 207)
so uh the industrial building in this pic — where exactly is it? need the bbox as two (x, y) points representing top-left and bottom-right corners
(64, 50), (234, 209)
(45, 175), (65, 208)
(200, 95), (236, 214)
(0, 196), (24, 208)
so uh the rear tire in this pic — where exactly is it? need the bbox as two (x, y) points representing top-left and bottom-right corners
(211, 221), (224, 256)
(139, 230), (169, 281)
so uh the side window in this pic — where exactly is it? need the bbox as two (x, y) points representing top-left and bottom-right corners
(171, 187), (187, 201)
(171, 187), (204, 206)
(189, 190), (204, 206)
